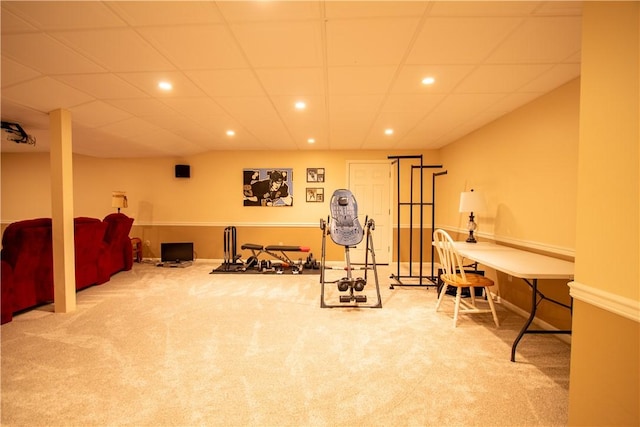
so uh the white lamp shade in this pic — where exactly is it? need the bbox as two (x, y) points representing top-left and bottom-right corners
(111, 191), (128, 209)
(459, 191), (486, 213)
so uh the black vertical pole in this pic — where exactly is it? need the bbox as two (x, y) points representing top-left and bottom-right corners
(419, 157), (424, 283)
(409, 165), (414, 276)
(395, 161), (401, 279)
(431, 170), (448, 280)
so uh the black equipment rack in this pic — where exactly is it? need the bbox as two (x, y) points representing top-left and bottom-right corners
(388, 155), (447, 288)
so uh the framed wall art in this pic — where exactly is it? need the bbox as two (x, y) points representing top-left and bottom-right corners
(243, 168), (293, 206)
(306, 187), (324, 203)
(306, 168), (325, 183)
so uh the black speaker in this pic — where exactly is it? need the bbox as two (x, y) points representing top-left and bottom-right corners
(175, 164), (190, 178)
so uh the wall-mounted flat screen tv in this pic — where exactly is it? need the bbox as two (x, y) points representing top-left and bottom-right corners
(161, 242), (194, 263)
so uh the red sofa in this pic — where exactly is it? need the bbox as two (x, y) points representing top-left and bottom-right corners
(1, 214), (134, 324)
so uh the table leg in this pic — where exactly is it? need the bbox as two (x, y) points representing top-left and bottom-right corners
(511, 279), (538, 362)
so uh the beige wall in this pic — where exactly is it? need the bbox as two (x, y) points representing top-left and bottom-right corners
(437, 78), (580, 329)
(438, 78), (580, 254)
(1, 149), (440, 261)
(569, 2), (639, 426)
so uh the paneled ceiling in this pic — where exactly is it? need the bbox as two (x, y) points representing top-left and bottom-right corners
(1, 1), (582, 158)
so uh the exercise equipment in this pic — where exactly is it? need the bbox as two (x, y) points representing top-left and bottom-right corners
(387, 155), (447, 288)
(319, 189), (382, 308)
(240, 243), (309, 274)
(222, 226), (243, 271)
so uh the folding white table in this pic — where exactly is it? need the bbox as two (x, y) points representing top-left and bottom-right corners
(451, 241), (575, 362)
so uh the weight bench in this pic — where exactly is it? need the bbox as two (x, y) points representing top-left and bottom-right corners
(241, 243), (310, 273)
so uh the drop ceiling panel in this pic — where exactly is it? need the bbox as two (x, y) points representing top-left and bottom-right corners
(326, 18), (421, 66)
(2, 1), (126, 30)
(138, 25), (248, 70)
(486, 17), (582, 64)
(1, 33), (105, 75)
(429, 1), (540, 16)
(391, 64), (474, 94)
(159, 97), (228, 123)
(53, 73), (149, 100)
(328, 66), (397, 95)
(140, 113), (206, 137)
(270, 95), (326, 120)
(455, 64), (553, 93)
(217, 1), (323, 23)
(189, 118), (251, 145)
(108, 1), (223, 26)
(117, 71), (207, 98)
(328, 115), (372, 150)
(71, 126), (148, 158)
(105, 98), (179, 119)
(325, 1), (428, 18)
(533, 1), (583, 16)
(98, 117), (162, 140)
(132, 129), (204, 156)
(1, 57), (42, 87)
(519, 63), (581, 93)
(256, 68), (325, 96)
(213, 96), (295, 148)
(364, 111), (428, 148)
(329, 95), (384, 115)
(271, 95), (328, 145)
(402, 93), (506, 145)
(230, 21), (323, 68)
(381, 93), (446, 113)
(186, 69), (266, 97)
(68, 101), (131, 128)
(433, 93), (507, 124)
(50, 28), (175, 72)
(0, 8), (38, 33)
(2, 77), (95, 113)
(406, 17), (523, 64)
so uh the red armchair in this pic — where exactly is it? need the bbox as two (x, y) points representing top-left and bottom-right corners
(74, 217), (108, 290)
(99, 213), (134, 283)
(0, 218), (54, 324)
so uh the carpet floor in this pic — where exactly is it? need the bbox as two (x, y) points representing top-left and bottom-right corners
(1, 260), (570, 426)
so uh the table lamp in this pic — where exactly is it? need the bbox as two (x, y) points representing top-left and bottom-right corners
(111, 191), (128, 213)
(459, 189), (486, 243)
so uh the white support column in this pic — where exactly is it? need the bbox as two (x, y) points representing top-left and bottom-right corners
(49, 109), (76, 313)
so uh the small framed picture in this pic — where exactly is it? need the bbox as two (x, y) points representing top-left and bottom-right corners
(306, 168), (325, 183)
(306, 187), (324, 203)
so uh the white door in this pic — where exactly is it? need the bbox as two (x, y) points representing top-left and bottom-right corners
(348, 161), (392, 264)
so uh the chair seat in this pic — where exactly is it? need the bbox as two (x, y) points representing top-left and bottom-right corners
(442, 272), (494, 288)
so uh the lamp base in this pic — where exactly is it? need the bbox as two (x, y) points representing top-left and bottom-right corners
(466, 231), (477, 243)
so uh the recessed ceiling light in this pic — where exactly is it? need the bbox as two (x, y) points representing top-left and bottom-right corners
(307, 138), (315, 144)
(384, 129), (394, 135)
(421, 77), (435, 85)
(295, 101), (306, 110)
(158, 81), (173, 91)
(226, 130), (235, 136)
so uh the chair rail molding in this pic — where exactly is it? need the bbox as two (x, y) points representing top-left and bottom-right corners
(569, 281), (640, 323)
(436, 225), (575, 258)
